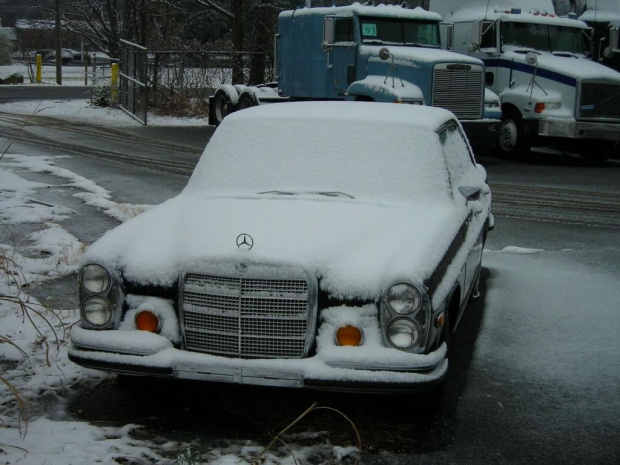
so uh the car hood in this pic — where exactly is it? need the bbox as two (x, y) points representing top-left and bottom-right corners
(84, 194), (468, 300)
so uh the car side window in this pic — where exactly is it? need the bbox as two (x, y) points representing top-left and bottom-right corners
(439, 122), (478, 197)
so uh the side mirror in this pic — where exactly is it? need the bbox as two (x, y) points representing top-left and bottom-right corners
(608, 25), (619, 54)
(525, 52), (538, 65)
(323, 17), (335, 50)
(459, 185), (482, 202)
(469, 21), (482, 52)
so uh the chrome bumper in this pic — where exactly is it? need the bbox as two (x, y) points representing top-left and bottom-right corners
(536, 119), (620, 141)
(68, 326), (448, 392)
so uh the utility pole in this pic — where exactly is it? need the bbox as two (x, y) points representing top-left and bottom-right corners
(55, 0), (62, 85)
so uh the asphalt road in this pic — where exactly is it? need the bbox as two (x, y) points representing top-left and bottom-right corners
(1, 111), (619, 464)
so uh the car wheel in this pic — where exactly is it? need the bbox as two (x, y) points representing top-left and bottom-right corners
(499, 109), (530, 160)
(212, 89), (236, 126)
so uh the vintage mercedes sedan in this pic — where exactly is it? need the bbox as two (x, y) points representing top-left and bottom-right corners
(69, 102), (492, 392)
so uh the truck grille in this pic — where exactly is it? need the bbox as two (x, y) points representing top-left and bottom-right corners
(180, 269), (316, 359)
(578, 83), (620, 120)
(432, 64), (484, 119)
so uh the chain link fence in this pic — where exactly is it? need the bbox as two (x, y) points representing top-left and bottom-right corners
(119, 42), (274, 124)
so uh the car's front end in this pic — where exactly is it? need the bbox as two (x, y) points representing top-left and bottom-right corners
(70, 259), (449, 391)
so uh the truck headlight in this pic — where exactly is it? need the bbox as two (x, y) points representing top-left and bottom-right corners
(78, 263), (123, 330)
(387, 318), (421, 349)
(385, 283), (422, 315)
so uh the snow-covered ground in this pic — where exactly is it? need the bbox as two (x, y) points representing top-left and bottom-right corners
(1, 99), (619, 464)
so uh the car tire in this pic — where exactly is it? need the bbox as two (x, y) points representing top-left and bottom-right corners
(212, 89), (236, 126)
(499, 109), (531, 161)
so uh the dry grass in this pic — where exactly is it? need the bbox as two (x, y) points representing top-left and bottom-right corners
(252, 402), (362, 465)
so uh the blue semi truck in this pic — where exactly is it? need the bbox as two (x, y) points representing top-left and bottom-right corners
(209, 2), (501, 149)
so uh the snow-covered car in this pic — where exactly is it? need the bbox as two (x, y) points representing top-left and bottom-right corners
(68, 102), (493, 391)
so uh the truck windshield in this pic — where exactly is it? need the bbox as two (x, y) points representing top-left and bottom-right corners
(359, 17), (440, 47)
(502, 21), (588, 55)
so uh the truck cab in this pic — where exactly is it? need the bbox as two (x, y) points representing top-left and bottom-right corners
(431, 0), (620, 162)
(210, 3), (500, 151)
(579, 0), (620, 72)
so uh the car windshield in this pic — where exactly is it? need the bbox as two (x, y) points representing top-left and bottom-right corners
(187, 104), (452, 204)
(359, 17), (440, 47)
(502, 21), (588, 55)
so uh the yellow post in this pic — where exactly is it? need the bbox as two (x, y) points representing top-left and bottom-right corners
(111, 63), (119, 104)
(36, 54), (42, 83)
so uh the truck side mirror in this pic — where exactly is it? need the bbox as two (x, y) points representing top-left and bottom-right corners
(323, 17), (335, 50)
(469, 21), (482, 52)
(604, 25), (620, 58)
(442, 23), (454, 50)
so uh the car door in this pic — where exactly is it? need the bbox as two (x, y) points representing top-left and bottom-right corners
(439, 122), (486, 298)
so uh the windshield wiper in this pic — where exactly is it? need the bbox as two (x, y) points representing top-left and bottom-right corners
(404, 42), (437, 48)
(363, 39), (384, 45)
(315, 191), (355, 199)
(257, 190), (296, 196)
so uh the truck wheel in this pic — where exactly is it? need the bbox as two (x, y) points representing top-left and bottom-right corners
(212, 89), (236, 126)
(237, 91), (258, 110)
(499, 109), (530, 160)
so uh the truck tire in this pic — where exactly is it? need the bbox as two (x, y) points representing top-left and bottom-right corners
(237, 91), (258, 110)
(212, 88), (237, 126)
(499, 109), (530, 160)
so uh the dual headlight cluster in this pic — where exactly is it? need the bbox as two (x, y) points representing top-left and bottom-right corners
(382, 282), (429, 352)
(78, 264), (123, 330)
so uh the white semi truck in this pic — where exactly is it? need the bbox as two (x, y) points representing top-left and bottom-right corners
(431, 0), (620, 162)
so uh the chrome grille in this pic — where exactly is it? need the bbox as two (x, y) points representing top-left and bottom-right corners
(181, 269), (315, 359)
(432, 64), (484, 119)
(578, 83), (620, 120)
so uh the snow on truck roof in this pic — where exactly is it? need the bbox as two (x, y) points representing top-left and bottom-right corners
(280, 2), (443, 21)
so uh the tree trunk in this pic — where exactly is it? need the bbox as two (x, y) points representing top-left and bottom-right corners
(231, 0), (244, 84)
(249, 0), (270, 85)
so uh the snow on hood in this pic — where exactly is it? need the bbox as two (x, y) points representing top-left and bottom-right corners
(361, 45), (484, 66)
(502, 49), (620, 81)
(83, 194), (464, 300)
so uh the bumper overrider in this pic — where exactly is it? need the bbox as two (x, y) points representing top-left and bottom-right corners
(68, 327), (447, 392)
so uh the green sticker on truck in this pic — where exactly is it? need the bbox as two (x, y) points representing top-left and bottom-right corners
(362, 23), (377, 36)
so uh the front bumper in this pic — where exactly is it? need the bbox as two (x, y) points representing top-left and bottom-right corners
(460, 119), (501, 149)
(68, 326), (448, 392)
(534, 118), (620, 141)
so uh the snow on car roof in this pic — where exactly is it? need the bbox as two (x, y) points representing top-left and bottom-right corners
(187, 102), (456, 204)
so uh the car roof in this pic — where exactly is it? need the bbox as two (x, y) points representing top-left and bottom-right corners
(227, 101), (455, 131)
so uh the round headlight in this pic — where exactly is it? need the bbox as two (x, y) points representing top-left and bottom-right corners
(387, 318), (421, 350)
(386, 283), (422, 315)
(81, 296), (113, 327)
(81, 264), (111, 294)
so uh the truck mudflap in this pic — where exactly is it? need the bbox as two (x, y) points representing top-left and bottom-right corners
(460, 119), (501, 149)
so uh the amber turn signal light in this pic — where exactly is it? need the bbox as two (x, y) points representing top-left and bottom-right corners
(135, 310), (160, 332)
(336, 325), (363, 346)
